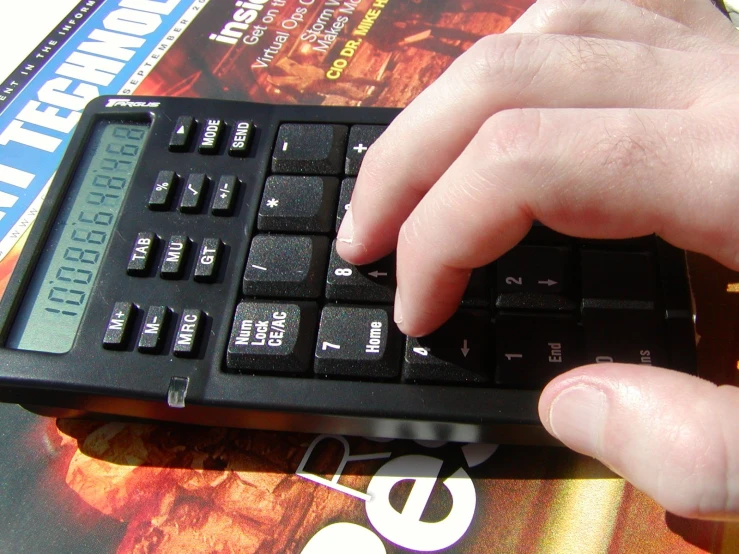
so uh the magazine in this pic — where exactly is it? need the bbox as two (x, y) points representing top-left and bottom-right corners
(0, 0), (522, 298)
(0, 1), (737, 552)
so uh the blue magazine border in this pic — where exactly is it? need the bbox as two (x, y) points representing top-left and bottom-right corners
(0, 0), (200, 256)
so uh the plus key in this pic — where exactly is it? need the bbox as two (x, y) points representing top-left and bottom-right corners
(345, 125), (386, 175)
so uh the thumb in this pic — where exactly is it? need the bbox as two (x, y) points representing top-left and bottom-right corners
(539, 364), (739, 521)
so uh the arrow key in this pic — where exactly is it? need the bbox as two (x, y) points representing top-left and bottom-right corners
(325, 240), (395, 303)
(169, 116), (194, 152)
(403, 310), (492, 384)
(496, 245), (575, 311)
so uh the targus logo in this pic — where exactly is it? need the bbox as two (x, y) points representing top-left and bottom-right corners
(105, 98), (161, 108)
(209, 0), (270, 45)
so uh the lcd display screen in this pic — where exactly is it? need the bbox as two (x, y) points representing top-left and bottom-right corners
(8, 121), (149, 353)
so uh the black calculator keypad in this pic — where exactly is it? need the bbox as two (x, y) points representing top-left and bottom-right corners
(4, 96), (697, 445)
(227, 117), (695, 391)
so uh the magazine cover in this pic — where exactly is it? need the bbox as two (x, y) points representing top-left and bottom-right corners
(0, 1), (737, 552)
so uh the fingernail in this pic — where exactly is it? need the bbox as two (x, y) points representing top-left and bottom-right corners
(394, 290), (403, 324)
(547, 384), (608, 455)
(337, 208), (353, 244)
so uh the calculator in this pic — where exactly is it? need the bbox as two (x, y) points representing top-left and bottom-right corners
(0, 96), (697, 445)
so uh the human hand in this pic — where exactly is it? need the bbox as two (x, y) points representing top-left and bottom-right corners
(337, 0), (739, 520)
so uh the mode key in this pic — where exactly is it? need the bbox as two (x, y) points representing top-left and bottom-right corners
(198, 118), (224, 154)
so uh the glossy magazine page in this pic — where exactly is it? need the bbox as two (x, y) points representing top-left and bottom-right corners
(0, 1), (737, 552)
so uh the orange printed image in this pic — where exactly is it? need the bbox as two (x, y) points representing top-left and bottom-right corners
(135, 0), (534, 108)
(30, 417), (732, 554)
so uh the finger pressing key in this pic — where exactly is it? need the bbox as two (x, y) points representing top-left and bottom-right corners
(337, 32), (724, 266)
(394, 107), (739, 337)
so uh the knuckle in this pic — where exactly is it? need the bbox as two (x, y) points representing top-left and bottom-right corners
(458, 33), (541, 90)
(458, 29), (647, 96)
(551, 34), (635, 75)
(473, 109), (543, 171)
(592, 111), (666, 175)
(465, 110), (546, 217)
